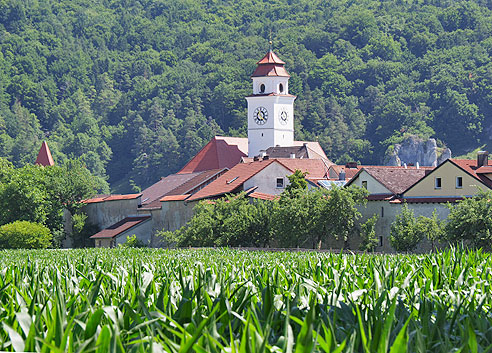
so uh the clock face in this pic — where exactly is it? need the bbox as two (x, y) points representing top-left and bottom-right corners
(279, 109), (288, 125)
(254, 106), (268, 125)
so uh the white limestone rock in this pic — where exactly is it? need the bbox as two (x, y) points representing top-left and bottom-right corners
(384, 136), (451, 167)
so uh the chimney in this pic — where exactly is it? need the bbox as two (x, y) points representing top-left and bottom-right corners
(404, 163), (407, 169)
(339, 168), (346, 181)
(416, 162), (419, 169)
(260, 150), (267, 158)
(477, 151), (489, 167)
(290, 153), (296, 159)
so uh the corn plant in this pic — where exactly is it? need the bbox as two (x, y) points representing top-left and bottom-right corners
(0, 248), (491, 352)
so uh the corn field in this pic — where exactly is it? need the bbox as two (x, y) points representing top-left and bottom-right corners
(0, 248), (491, 352)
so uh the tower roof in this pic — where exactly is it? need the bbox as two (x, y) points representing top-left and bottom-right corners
(251, 50), (290, 77)
(35, 141), (54, 166)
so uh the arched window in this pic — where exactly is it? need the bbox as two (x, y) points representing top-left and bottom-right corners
(279, 83), (284, 93)
(260, 84), (265, 93)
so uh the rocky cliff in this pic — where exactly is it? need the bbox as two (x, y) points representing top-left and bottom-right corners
(384, 136), (451, 167)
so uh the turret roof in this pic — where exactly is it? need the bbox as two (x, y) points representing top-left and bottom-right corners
(35, 141), (54, 166)
(251, 50), (290, 77)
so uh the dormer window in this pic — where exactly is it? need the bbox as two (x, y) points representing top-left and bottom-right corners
(260, 84), (265, 93)
(279, 83), (284, 93)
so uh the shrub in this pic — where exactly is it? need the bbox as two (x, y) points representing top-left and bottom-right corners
(120, 234), (147, 248)
(390, 205), (422, 252)
(0, 221), (52, 249)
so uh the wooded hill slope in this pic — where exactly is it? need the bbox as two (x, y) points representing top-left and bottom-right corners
(1, 0), (491, 191)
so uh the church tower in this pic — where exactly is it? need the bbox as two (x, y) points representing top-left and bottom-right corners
(246, 50), (296, 157)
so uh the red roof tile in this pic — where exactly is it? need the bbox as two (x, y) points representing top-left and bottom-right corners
(178, 136), (248, 174)
(83, 194), (141, 204)
(276, 158), (331, 179)
(90, 216), (151, 239)
(450, 159), (492, 188)
(140, 172), (201, 205)
(35, 141), (54, 166)
(248, 192), (278, 201)
(252, 50), (290, 77)
(257, 50), (286, 65)
(346, 167), (429, 195)
(187, 159), (276, 201)
(161, 194), (191, 202)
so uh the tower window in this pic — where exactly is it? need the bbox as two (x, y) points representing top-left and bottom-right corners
(279, 83), (284, 93)
(260, 84), (265, 93)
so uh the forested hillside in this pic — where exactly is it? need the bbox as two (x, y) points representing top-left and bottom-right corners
(1, 0), (491, 191)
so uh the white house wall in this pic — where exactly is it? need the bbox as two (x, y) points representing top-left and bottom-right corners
(243, 162), (293, 195)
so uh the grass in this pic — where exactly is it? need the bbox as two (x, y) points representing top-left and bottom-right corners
(0, 247), (491, 352)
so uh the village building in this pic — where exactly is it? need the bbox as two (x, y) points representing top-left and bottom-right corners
(86, 49), (336, 247)
(82, 49), (492, 251)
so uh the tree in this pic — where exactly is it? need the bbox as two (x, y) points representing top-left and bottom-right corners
(390, 205), (422, 252)
(444, 190), (492, 250)
(359, 214), (379, 252)
(0, 221), (52, 249)
(285, 169), (308, 193)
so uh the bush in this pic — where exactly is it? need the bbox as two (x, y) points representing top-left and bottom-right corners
(0, 221), (52, 249)
(119, 234), (147, 248)
(390, 205), (422, 252)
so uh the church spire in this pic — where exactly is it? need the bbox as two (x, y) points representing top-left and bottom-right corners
(35, 141), (55, 166)
(251, 50), (290, 77)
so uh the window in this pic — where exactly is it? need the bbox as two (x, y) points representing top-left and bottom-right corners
(260, 84), (265, 93)
(276, 178), (284, 188)
(381, 207), (384, 218)
(379, 236), (383, 247)
(362, 180), (368, 189)
(456, 176), (463, 189)
(435, 177), (442, 189)
(279, 83), (284, 93)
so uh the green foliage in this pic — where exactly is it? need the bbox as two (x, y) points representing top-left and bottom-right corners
(167, 186), (367, 248)
(166, 193), (274, 247)
(390, 205), (423, 252)
(0, 247), (490, 351)
(0, 158), (99, 247)
(0, 220), (51, 249)
(444, 189), (492, 250)
(285, 169), (308, 192)
(119, 234), (147, 248)
(359, 214), (379, 252)
(1, 0), (492, 190)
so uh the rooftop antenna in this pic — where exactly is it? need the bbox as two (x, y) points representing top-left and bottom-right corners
(269, 29), (273, 51)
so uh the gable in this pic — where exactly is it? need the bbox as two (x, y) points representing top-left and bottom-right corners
(349, 170), (392, 194)
(404, 160), (490, 197)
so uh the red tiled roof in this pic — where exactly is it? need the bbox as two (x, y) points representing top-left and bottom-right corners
(252, 50), (290, 77)
(83, 194), (141, 204)
(161, 194), (191, 202)
(178, 136), (248, 174)
(35, 141), (54, 166)
(166, 168), (227, 196)
(257, 50), (286, 65)
(248, 192), (278, 201)
(477, 166), (492, 174)
(346, 167), (429, 195)
(90, 216), (151, 239)
(276, 158), (331, 179)
(451, 159), (492, 188)
(187, 159), (276, 201)
(104, 194), (142, 202)
(140, 172), (201, 205)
